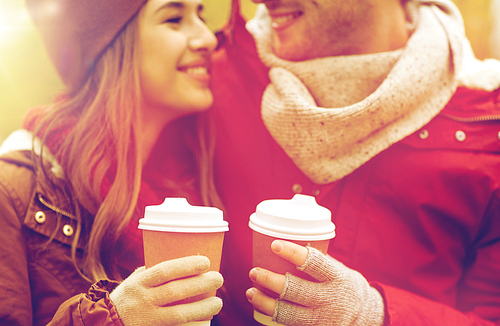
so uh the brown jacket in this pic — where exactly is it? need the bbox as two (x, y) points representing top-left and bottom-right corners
(0, 149), (123, 326)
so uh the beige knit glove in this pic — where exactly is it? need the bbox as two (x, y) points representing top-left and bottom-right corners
(110, 255), (223, 326)
(273, 247), (385, 326)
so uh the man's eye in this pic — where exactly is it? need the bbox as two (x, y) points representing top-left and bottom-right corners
(165, 16), (182, 24)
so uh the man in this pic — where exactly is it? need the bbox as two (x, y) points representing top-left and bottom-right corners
(210, 0), (500, 325)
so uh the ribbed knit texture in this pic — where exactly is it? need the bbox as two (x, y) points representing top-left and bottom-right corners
(25, 0), (148, 90)
(110, 256), (223, 325)
(247, 0), (500, 184)
(272, 247), (384, 326)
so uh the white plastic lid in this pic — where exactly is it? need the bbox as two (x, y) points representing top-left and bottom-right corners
(249, 194), (335, 241)
(138, 198), (228, 233)
(181, 321), (211, 326)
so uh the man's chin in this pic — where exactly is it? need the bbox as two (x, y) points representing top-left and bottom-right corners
(272, 45), (309, 62)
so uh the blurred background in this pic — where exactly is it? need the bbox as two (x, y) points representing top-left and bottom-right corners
(0, 0), (498, 143)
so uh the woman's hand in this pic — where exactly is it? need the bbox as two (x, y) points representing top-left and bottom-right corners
(246, 240), (385, 326)
(110, 255), (223, 326)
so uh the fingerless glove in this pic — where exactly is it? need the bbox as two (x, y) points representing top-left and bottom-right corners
(274, 247), (385, 326)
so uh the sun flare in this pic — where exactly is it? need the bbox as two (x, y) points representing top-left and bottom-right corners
(0, 1), (31, 49)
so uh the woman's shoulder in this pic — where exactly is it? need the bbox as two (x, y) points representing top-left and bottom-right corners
(0, 129), (39, 213)
(0, 149), (37, 219)
(0, 150), (34, 172)
(0, 150), (36, 326)
(0, 149), (93, 326)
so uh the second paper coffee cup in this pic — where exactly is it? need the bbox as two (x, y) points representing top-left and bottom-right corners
(249, 194), (335, 325)
(138, 197), (229, 326)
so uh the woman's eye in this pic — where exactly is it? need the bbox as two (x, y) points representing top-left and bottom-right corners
(165, 16), (182, 24)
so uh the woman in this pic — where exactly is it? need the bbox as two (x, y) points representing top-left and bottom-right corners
(0, 0), (223, 324)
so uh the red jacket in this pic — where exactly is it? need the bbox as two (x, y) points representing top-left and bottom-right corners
(210, 4), (500, 325)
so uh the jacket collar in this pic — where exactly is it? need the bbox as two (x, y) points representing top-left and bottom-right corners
(0, 129), (64, 179)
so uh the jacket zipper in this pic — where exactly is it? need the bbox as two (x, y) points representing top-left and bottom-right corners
(37, 193), (77, 221)
(441, 113), (500, 123)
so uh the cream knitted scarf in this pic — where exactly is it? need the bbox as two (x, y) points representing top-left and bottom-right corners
(247, 0), (500, 184)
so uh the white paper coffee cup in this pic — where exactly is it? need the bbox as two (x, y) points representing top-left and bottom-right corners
(138, 197), (228, 325)
(249, 194), (335, 326)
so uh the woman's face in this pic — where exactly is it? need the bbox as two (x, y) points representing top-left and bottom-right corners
(137, 0), (217, 124)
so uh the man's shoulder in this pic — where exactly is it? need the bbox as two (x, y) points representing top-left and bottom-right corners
(401, 87), (500, 152)
(441, 86), (500, 118)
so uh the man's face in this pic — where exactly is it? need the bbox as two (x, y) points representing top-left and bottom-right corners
(252, 0), (374, 61)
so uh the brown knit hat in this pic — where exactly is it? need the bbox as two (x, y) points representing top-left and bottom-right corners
(25, 0), (148, 91)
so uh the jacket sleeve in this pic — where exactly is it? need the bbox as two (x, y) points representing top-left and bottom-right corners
(0, 155), (125, 326)
(48, 280), (125, 326)
(372, 194), (500, 326)
(372, 281), (498, 326)
(0, 163), (34, 325)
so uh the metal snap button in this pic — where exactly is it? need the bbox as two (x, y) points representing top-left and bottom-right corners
(455, 130), (466, 142)
(419, 129), (429, 139)
(292, 183), (303, 194)
(497, 131), (500, 141)
(63, 225), (74, 237)
(35, 211), (46, 224)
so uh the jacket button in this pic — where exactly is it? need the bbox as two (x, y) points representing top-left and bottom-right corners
(35, 211), (46, 224)
(497, 131), (500, 141)
(455, 130), (466, 142)
(63, 225), (74, 237)
(292, 183), (303, 194)
(419, 129), (429, 139)
(313, 189), (320, 196)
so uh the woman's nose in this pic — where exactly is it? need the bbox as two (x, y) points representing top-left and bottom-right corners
(189, 19), (217, 53)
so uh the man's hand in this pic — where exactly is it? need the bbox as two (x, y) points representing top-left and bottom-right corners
(246, 240), (307, 315)
(246, 240), (385, 326)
